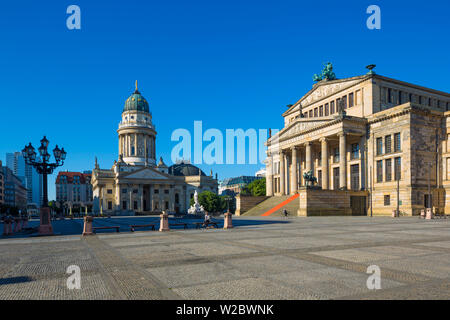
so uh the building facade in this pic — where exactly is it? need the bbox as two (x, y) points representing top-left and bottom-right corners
(219, 176), (263, 195)
(1, 164), (27, 210)
(0, 161), (4, 205)
(55, 171), (93, 209)
(6, 152), (42, 207)
(91, 82), (218, 214)
(265, 66), (450, 216)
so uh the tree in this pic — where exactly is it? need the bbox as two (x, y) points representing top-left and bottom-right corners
(245, 179), (266, 196)
(190, 191), (224, 213)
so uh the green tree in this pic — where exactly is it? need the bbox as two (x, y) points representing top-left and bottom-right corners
(246, 179), (266, 196)
(190, 191), (224, 213)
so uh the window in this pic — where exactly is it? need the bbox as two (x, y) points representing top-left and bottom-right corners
(388, 89), (392, 103)
(409, 93), (413, 102)
(385, 135), (392, 154)
(318, 170), (322, 186)
(314, 108), (318, 117)
(164, 190), (169, 194)
(336, 98), (341, 111)
(394, 133), (401, 152)
(342, 96), (347, 109)
(398, 91), (402, 104)
(377, 160), (383, 182)
(325, 103), (329, 116)
(134, 201), (138, 210)
(333, 167), (340, 190)
(330, 101), (335, 114)
(419, 96), (422, 104)
(376, 138), (383, 156)
(351, 143), (359, 160)
(122, 201), (127, 210)
(122, 188), (127, 194)
(165, 201), (169, 210)
(394, 157), (401, 180)
(154, 189), (159, 194)
(133, 189), (138, 194)
(351, 164), (359, 190)
(385, 158), (392, 181)
(333, 148), (340, 163)
(131, 146), (135, 155)
(384, 195), (390, 206)
(108, 201), (112, 210)
(309, 110), (313, 117)
(349, 93), (354, 108)
(319, 106), (323, 117)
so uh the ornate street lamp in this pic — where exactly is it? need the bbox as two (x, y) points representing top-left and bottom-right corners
(22, 136), (66, 235)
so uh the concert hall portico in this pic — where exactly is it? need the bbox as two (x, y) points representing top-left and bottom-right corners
(266, 116), (367, 196)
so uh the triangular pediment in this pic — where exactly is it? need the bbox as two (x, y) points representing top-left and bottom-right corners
(284, 76), (368, 116)
(270, 117), (336, 142)
(121, 167), (169, 180)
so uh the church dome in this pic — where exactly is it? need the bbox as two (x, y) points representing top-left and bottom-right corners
(169, 162), (206, 176)
(123, 81), (149, 113)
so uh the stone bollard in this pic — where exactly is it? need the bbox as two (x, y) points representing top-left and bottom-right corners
(82, 216), (94, 236)
(159, 211), (170, 232)
(426, 208), (433, 220)
(224, 211), (233, 229)
(420, 209), (425, 219)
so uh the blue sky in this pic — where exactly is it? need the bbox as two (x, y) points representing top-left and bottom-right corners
(1, 0), (449, 201)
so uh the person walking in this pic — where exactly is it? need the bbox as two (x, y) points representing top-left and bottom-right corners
(283, 209), (289, 218)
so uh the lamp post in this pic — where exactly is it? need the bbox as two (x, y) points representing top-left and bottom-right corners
(22, 136), (66, 235)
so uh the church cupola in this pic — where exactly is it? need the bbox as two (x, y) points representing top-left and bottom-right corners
(117, 81), (157, 166)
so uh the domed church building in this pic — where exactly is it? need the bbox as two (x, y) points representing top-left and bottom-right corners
(91, 82), (218, 214)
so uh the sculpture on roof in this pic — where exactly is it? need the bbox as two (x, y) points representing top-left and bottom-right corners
(313, 62), (336, 82)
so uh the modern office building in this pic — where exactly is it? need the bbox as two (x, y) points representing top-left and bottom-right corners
(1, 163), (28, 210)
(6, 152), (42, 207)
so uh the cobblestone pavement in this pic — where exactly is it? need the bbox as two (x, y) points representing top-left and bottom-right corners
(0, 216), (449, 299)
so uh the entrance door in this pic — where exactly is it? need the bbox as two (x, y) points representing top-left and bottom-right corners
(350, 196), (367, 216)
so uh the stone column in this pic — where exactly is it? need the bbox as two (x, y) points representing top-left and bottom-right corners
(290, 147), (298, 194)
(139, 185), (144, 211)
(339, 133), (347, 189)
(119, 134), (122, 156)
(279, 151), (285, 195)
(266, 154), (274, 196)
(305, 142), (312, 172)
(320, 138), (329, 189)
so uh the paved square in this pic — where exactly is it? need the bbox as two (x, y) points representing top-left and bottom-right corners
(0, 216), (449, 299)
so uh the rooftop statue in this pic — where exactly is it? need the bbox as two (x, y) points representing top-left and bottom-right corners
(313, 62), (337, 82)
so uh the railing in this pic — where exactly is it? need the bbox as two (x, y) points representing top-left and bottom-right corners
(118, 121), (155, 130)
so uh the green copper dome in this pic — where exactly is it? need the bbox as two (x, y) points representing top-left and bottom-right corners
(123, 81), (149, 113)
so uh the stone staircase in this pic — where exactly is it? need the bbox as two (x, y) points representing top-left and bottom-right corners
(242, 195), (299, 217)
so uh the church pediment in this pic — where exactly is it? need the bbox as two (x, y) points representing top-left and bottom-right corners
(121, 167), (169, 180)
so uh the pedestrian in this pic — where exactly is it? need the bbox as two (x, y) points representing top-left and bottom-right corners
(203, 212), (211, 228)
(283, 209), (288, 218)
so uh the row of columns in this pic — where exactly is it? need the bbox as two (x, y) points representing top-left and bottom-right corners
(119, 133), (156, 159)
(266, 133), (348, 195)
